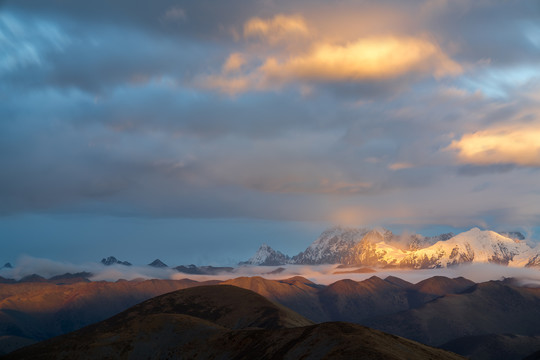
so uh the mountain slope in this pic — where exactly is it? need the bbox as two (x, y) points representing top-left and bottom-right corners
(148, 259), (168, 267)
(0, 279), (216, 355)
(1, 274), (538, 359)
(240, 244), (290, 266)
(366, 280), (540, 346)
(287, 227), (540, 268)
(292, 227), (371, 264)
(400, 228), (535, 268)
(115, 285), (313, 330)
(100, 256), (132, 266)
(221, 276), (326, 322)
(3, 285), (465, 360)
(440, 334), (540, 360)
(222, 275), (475, 324)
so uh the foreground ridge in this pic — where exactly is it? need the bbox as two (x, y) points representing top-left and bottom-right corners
(3, 285), (465, 360)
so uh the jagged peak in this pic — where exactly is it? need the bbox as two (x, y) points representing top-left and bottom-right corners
(101, 256), (132, 266)
(148, 259), (168, 267)
(241, 243), (290, 266)
(360, 230), (387, 243)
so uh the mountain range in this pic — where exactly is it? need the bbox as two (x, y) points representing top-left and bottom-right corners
(2, 285), (465, 360)
(242, 227), (540, 269)
(4, 228), (536, 274)
(1, 274), (540, 359)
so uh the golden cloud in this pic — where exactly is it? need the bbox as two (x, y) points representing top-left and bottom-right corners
(199, 15), (462, 94)
(243, 14), (310, 43)
(223, 53), (246, 73)
(388, 162), (414, 170)
(449, 123), (540, 167)
(261, 36), (462, 82)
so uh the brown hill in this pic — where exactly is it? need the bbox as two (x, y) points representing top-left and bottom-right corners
(407, 275), (475, 308)
(223, 275), (475, 325)
(440, 333), (540, 360)
(6, 274), (536, 359)
(0, 278), (215, 355)
(318, 276), (412, 322)
(3, 285), (464, 360)
(221, 276), (326, 322)
(366, 280), (540, 346)
(384, 275), (414, 288)
(110, 285), (313, 330)
(413, 276), (475, 296)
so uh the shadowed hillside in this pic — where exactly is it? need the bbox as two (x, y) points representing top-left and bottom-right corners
(0, 278), (216, 354)
(365, 280), (540, 346)
(2, 285), (464, 360)
(1, 275), (539, 359)
(440, 334), (540, 360)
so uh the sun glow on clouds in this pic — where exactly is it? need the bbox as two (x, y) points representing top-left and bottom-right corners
(243, 14), (310, 43)
(223, 53), (246, 73)
(261, 36), (462, 82)
(449, 122), (540, 167)
(388, 162), (414, 171)
(200, 14), (462, 94)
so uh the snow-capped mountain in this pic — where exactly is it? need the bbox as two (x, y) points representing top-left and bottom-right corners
(398, 228), (535, 268)
(240, 244), (290, 266)
(291, 227), (371, 264)
(526, 253), (540, 267)
(498, 231), (525, 241)
(242, 227), (540, 269)
(290, 227), (447, 265)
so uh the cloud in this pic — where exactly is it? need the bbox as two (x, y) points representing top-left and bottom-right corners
(248, 178), (374, 195)
(449, 122), (540, 167)
(202, 13), (462, 95)
(388, 162), (414, 171)
(243, 14), (310, 43)
(223, 53), (246, 73)
(0, 255), (177, 281)
(0, 13), (70, 74)
(3, 257), (540, 287)
(2, 0), (540, 235)
(163, 6), (186, 22)
(198, 74), (255, 95)
(261, 36), (462, 83)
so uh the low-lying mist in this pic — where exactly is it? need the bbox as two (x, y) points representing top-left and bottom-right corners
(1, 255), (540, 286)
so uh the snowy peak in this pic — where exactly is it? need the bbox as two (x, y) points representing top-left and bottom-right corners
(292, 227), (371, 264)
(402, 228), (535, 268)
(240, 244), (290, 266)
(361, 230), (386, 244)
(308, 226), (370, 250)
(245, 227), (539, 269)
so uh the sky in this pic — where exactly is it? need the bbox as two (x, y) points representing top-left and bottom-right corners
(1, 0), (540, 265)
